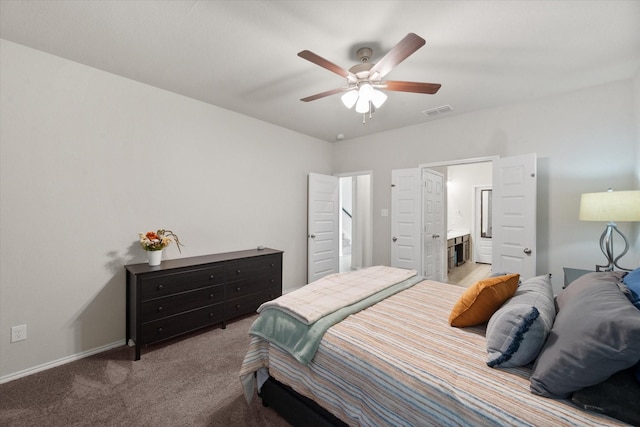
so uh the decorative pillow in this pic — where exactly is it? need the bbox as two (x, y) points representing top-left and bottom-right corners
(571, 368), (640, 426)
(623, 267), (640, 309)
(489, 272), (512, 278)
(448, 273), (519, 327)
(486, 274), (556, 368)
(530, 271), (640, 398)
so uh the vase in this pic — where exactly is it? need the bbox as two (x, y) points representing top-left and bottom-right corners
(147, 250), (163, 266)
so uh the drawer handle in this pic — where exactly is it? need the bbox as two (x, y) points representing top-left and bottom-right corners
(270, 279), (274, 284)
(209, 293), (214, 299)
(157, 306), (163, 312)
(236, 287), (241, 292)
(209, 312), (214, 318)
(157, 284), (164, 290)
(270, 263), (275, 267)
(209, 275), (214, 280)
(158, 327), (164, 333)
(236, 269), (241, 274)
(235, 304), (241, 309)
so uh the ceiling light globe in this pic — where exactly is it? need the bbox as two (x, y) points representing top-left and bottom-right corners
(358, 83), (374, 101)
(355, 96), (370, 114)
(371, 89), (387, 108)
(341, 90), (358, 109)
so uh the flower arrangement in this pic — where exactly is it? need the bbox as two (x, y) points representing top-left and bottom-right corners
(138, 229), (184, 253)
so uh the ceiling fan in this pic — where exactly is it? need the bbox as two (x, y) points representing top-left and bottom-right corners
(297, 33), (441, 119)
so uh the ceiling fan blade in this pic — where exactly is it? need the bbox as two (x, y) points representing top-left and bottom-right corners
(298, 50), (356, 81)
(301, 87), (352, 102)
(369, 33), (426, 80)
(381, 81), (441, 94)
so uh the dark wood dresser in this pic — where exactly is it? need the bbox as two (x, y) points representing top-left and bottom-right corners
(125, 248), (283, 360)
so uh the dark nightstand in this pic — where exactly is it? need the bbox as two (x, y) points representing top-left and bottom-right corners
(563, 267), (592, 289)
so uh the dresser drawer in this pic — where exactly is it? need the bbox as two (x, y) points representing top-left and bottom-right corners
(141, 285), (224, 322)
(225, 254), (282, 282)
(225, 290), (277, 319)
(141, 303), (224, 345)
(225, 275), (280, 299)
(140, 266), (224, 301)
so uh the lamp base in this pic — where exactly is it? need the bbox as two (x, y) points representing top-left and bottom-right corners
(596, 222), (632, 272)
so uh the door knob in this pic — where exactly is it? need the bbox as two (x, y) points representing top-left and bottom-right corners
(392, 237), (397, 242)
(432, 234), (440, 239)
(524, 248), (532, 255)
(308, 234), (316, 239)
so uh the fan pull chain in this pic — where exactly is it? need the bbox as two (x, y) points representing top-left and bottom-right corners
(361, 101), (374, 124)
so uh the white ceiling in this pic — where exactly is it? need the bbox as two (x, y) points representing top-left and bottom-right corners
(1, 1), (639, 142)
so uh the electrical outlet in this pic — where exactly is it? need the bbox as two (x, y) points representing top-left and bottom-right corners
(11, 324), (27, 343)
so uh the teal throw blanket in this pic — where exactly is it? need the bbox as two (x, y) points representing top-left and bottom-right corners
(249, 274), (424, 365)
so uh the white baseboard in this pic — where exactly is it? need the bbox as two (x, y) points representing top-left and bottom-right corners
(0, 339), (125, 384)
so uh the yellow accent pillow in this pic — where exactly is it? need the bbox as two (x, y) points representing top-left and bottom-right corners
(449, 273), (520, 327)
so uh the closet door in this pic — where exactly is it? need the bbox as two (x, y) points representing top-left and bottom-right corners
(391, 168), (422, 272)
(492, 153), (537, 279)
(307, 173), (339, 283)
(423, 169), (445, 281)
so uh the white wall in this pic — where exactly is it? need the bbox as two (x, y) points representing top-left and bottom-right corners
(0, 40), (332, 380)
(333, 79), (638, 292)
(446, 162), (493, 232)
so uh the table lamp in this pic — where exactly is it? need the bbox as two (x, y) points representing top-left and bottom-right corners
(579, 189), (640, 271)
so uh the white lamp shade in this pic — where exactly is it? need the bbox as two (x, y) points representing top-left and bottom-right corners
(341, 90), (358, 109)
(579, 190), (640, 222)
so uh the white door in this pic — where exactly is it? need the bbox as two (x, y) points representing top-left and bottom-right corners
(308, 173), (339, 283)
(492, 154), (537, 279)
(423, 169), (445, 280)
(391, 169), (422, 271)
(474, 185), (493, 264)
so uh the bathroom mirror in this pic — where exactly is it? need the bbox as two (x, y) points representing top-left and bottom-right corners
(481, 189), (492, 238)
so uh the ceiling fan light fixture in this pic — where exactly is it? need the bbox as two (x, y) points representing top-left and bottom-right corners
(371, 89), (387, 108)
(358, 83), (374, 101)
(341, 90), (358, 109)
(298, 33), (440, 121)
(355, 96), (370, 114)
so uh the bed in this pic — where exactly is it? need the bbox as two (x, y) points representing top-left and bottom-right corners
(239, 266), (640, 426)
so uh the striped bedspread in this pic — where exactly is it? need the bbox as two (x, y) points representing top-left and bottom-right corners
(240, 280), (628, 426)
(249, 272), (423, 365)
(257, 266), (416, 324)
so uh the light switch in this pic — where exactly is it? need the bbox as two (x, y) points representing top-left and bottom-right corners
(381, 209), (389, 217)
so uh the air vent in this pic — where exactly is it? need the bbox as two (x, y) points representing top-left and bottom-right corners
(422, 105), (453, 118)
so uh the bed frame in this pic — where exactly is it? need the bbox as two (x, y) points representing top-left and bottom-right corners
(259, 376), (347, 427)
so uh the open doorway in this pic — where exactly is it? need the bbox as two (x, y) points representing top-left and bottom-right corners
(421, 158), (495, 286)
(338, 172), (373, 273)
(308, 171), (374, 282)
(339, 177), (353, 272)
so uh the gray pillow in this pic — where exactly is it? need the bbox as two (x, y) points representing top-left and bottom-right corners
(486, 274), (555, 368)
(571, 368), (640, 426)
(530, 271), (640, 398)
